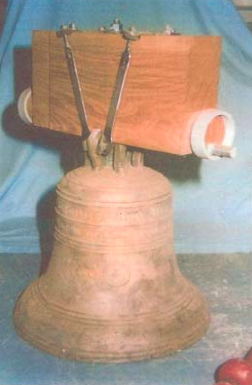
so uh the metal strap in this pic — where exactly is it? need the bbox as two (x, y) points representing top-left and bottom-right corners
(58, 26), (90, 140)
(103, 40), (131, 142)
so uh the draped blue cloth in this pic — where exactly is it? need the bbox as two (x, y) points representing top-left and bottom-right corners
(0, 0), (252, 253)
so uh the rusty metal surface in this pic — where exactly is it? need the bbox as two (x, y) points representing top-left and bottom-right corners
(14, 165), (209, 362)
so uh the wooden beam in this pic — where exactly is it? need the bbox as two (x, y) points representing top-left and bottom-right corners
(32, 32), (221, 156)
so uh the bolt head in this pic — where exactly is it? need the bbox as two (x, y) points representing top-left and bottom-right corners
(129, 26), (137, 35)
(69, 23), (76, 30)
(164, 24), (175, 35)
(109, 17), (123, 33)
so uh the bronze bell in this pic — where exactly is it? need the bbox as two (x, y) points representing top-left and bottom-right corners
(14, 147), (209, 362)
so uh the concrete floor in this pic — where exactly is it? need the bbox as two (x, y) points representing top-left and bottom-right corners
(0, 253), (251, 385)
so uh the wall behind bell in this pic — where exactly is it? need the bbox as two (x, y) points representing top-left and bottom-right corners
(0, 0), (252, 254)
(0, 0), (7, 37)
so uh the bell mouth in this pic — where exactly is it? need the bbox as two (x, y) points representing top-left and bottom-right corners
(14, 275), (209, 363)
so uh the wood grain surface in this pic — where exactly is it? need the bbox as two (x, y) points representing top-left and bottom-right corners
(32, 31), (50, 128)
(32, 31), (221, 155)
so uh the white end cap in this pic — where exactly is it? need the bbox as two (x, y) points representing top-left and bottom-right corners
(190, 109), (236, 160)
(17, 87), (32, 124)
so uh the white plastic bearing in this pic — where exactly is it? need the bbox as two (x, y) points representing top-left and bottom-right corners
(190, 109), (236, 160)
(17, 87), (32, 124)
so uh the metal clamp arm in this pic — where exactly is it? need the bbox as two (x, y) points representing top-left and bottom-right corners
(97, 29), (140, 156)
(57, 24), (90, 141)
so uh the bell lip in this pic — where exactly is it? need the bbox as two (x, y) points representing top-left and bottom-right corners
(13, 279), (210, 363)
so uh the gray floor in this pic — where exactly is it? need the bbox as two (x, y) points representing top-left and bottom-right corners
(0, 253), (251, 385)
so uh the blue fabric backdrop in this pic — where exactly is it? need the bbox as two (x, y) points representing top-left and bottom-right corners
(0, 0), (252, 254)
